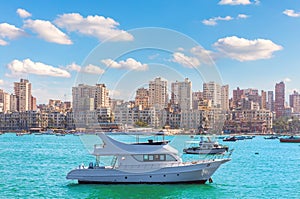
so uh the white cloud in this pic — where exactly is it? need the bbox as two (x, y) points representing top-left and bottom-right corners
(0, 79), (4, 85)
(16, 8), (32, 18)
(172, 52), (200, 68)
(202, 16), (233, 26)
(284, 78), (291, 83)
(283, 9), (300, 17)
(110, 90), (121, 98)
(237, 14), (249, 19)
(63, 62), (81, 72)
(7, 58), (71, 77)
(202, 14), (248, 26)
(54, 13), (133, 42)
(176, 47), (185, 52)
(81, 64), (105, 74)
(101, 58), (148, 71)
(213, 36), (283, 61)
(0, 23), (26, 45)
(190, 46), (216, 64)
(218, 0), (252, 5)
(0, 39), (8, 46)
(24, 19), (72, 45)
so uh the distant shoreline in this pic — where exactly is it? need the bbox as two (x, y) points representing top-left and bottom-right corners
(1, 130), (298, 137)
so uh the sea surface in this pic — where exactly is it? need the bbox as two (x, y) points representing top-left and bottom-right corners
(0, 133), (299, 199)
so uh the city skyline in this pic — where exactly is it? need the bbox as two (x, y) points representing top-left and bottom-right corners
(1, 1), (300, 103)
(0, 77), (298, 106)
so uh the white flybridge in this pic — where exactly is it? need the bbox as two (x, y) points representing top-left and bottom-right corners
(66, 132), (231, 184)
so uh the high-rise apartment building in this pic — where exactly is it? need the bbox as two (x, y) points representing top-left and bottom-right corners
(203, 81), (221, 108)
(0, 89), (5, 112)
(149, 77), (168, 109)
(171, 78), (192, 111)
(192, 91), (203, 110)
(289, 91), (300, 113)
(94, 84), (109, 109)
(31, 96), (37, 111)
(135, 88), (149, 109)
(221, 85), (229, 110)
(261, 90), (267, 110)
(10, 94), (17, 112)
(267, 91), (274, 112)
(72, 84), (95, 112)
(275, 81), (285, 118)
(72, 83), (109, 112)
(232, 87), (244, 106)
(14, 79), (32, 112)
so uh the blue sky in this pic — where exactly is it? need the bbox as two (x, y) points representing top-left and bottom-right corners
(1, 0), (300, 104)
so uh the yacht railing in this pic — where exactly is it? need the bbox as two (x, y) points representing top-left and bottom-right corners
(112, 157), (230, 171)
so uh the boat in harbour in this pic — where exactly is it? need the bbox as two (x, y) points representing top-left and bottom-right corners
(66, 132), (231, 184)
(279, 136), (300, 143)
(223, 136), (237, 142)
(183, 136), (229, 155)
(264, 135), (279, 139)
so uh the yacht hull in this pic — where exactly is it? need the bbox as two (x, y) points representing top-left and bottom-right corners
(67, 159), (229, 184)
(183, 148), (227, 154)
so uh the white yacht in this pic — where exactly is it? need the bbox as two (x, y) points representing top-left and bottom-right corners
(183, 137), (229, 155)
(66, 133), (231, 184)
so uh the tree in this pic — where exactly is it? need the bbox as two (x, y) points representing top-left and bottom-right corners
(135, 120), (148, 127)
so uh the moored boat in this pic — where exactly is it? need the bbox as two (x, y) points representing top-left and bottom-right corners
(264, 135), (279, 139)
(66, 132), (231, 184)
(279, 136), (300, 143)
(183, 136), (229, 155)
(223, 136), (237, 142)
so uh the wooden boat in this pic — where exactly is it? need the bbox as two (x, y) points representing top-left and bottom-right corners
(279, 136), (300, 143)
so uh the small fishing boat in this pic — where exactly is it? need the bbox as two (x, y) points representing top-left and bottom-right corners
(279, 136), (300, 143)
(223, 136), (237, 142)
(264, 136), (278, 139)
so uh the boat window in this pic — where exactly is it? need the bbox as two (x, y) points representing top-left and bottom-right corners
(149, 155), (154, 161)
(131, 155), (143, 162)
(159, 154), (166, 161)
(133, 154), (176, 162)
(165, 154), (177, 161)
(143, 155), (148, 161)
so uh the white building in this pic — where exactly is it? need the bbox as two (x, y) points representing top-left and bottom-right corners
(149, 77), (168, 110)
(72, 84), (95, 112)
(72, 83), (109, 112)
(72, 83), (110, 129)
(171, 78), (192, 111)
(10, 94), (18, 112)
(221, 85), (229, 111)
(135, 88), (149, 109)
(203, 81), (221, 108)
(14, 79), (32, 112)
(95, 84), (109, 109)
(114, 102), (160, 128)
(180, 109), (204, 130)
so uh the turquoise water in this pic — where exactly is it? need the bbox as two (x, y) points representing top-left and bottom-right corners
(0, 133), (299, 199)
